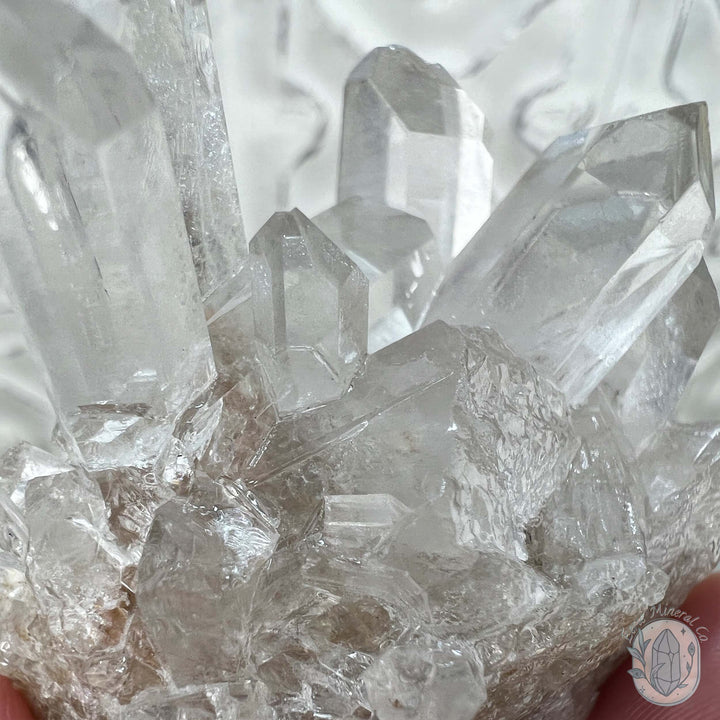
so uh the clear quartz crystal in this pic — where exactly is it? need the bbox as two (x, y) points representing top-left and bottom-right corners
(250, 209), (368, 412)
(67, 0), (246, 304)
(428, 103), (715, 404)
(314, 197), (442, 351)
(601, 259), (719, 453)
(0, 0), (215, 467)
(339, 45), (493, 261)
(1, 9), (720, 719)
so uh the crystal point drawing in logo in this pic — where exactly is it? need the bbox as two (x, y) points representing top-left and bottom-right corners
(627, 619), (701, 706)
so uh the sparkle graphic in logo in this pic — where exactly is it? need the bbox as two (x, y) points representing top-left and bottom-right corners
(627, 618), (701, 706)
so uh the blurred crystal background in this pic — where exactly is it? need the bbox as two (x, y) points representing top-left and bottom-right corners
(3, 0), (720, 453)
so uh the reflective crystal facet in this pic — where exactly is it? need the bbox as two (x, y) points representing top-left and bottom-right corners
(428, 103), (715, 404)
(137, 489), (278, 685)
(314, 197), (442, 352)
(68, 0), (246, 303)
(339, 46), (493, 261)
(250, 209), (368, 412)
(0, 0), (215, 467)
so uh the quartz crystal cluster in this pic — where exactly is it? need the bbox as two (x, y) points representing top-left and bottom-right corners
(0, 3), (718, 720)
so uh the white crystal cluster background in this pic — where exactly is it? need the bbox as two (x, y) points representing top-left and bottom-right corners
(0, 2), (718, 720)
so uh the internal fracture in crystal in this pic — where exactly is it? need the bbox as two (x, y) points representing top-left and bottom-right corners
(67, 0), (247, 303)
(339, 45), (493, 261)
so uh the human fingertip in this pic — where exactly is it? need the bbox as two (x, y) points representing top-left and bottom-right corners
(0, 677), (34, 720)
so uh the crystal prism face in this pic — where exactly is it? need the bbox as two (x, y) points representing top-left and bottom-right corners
(339, 45), (493, 261)
(428, 103), (715, 404)
(250, 209), (368, 412)
(314, 197), (442, 352)
(0, 0), (215, 467)
(73, 0), (247, 304)
(601, 259), (719, 452)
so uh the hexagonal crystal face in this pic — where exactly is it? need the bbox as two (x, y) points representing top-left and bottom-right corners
(314, 197), (442, 352)
(339, 45), (493, 261)
(429, 103), (715, 404)
(250, 209), (368, 412)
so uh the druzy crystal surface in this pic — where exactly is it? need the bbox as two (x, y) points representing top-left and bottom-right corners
(0, 6), (719, 720)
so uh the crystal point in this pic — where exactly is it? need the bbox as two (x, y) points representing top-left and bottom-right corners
(250, 209), (368, 412)
(67, 0), (247, 303)
(428, 103), (715, 404)
(314, 197), (442, 352)
(0, 0), (215, 467)
(339, 46), (493, 261)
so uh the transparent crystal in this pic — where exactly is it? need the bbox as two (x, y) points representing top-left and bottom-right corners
(0, 0), (215, 467)
(601, 259), (719, 453)
(428, 103), (715, 404)
(67, 0), (246, 303)
(137, 487), (279, 685)
(250, 209), (368, 412)
(362, 640), (486, 720)
(339, 45), (493, 260)
(314, 197), (442, 352)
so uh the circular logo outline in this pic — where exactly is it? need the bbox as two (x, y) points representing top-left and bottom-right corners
(627, 618), (701, 706)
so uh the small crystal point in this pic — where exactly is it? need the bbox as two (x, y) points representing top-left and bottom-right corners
(427, 103), (715, 404)
(0, 0), (215, 467)
(339, 45), (493, 261)
(250, 208), (368, 413)
(314, 197), (442, 352)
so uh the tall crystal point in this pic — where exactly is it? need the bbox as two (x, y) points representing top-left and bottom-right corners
(250, 209), (368, 413)
(0, 0), (215, 465)
(65, 0), (246, 304)
(427, 103), (715, 404)
(120, 0), (246, 303)
(338, 45), (493, 261)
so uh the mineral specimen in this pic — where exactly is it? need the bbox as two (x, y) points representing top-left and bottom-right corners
(339, 45), (493, 261)
(67, 0), (247, 303)
(0, 8), (718, 720)
(250, 209), (368, 413)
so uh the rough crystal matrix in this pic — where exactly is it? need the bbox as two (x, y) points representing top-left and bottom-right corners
(0, 12), (718, 720)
